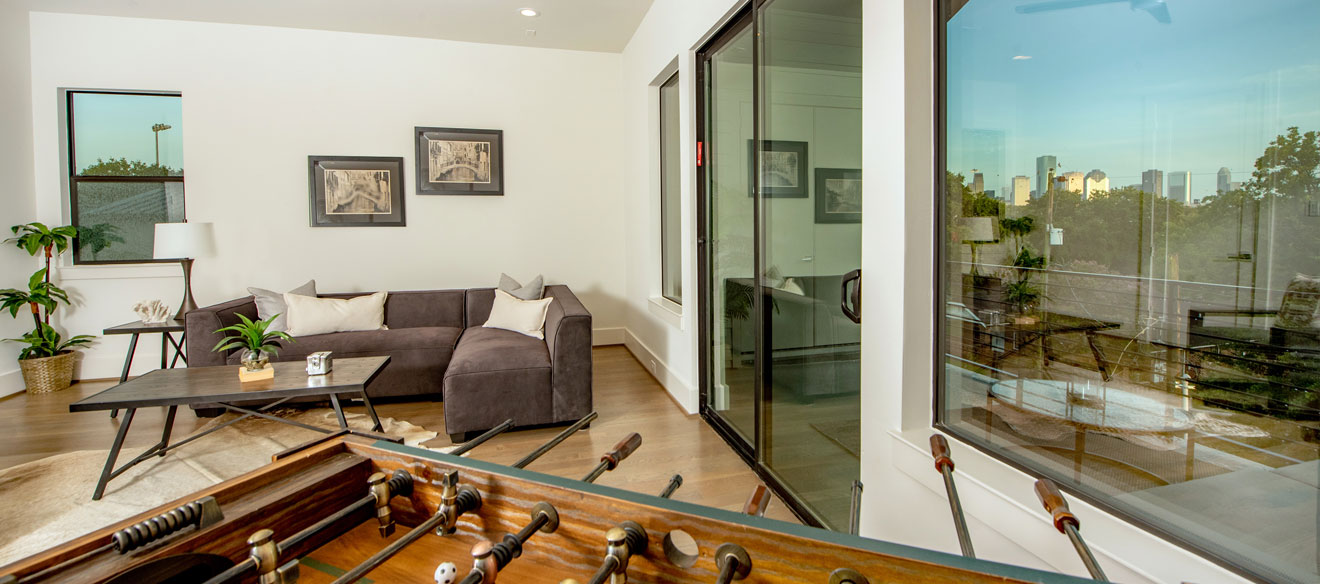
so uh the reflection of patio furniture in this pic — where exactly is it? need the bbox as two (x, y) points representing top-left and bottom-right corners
(988, 379), (1196, 483)
(979, 312), (1121, 379)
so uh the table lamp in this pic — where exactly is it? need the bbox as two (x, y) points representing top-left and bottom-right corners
(154, 222), (215, 320)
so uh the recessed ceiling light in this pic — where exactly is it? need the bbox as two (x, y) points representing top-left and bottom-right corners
(520, 8), (538, 17)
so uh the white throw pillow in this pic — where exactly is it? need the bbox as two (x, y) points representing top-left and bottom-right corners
(483, 289), (553, 339)
(284, 291), (388, 337)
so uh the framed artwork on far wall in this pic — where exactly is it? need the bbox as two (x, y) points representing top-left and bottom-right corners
(415, 127), (504, 196)
(814, 168), (862, 224)
(308, 155), (406, 227)
(747, 139), (808, 197)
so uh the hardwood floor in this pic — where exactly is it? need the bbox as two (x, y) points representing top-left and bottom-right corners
(0, 346), (798, 523)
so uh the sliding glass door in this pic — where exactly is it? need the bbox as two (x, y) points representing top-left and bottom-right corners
(699, 0), (862, 529)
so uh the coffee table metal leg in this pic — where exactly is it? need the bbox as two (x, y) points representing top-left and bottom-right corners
(94, 409), (136, 500)
(158, 406), (177, 457)
(329, 393), (349, 429)
(360, 391), (382, 432)
(111, 333), (142, 419)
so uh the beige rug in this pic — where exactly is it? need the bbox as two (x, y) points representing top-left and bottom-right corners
(0, 408), (441, 566)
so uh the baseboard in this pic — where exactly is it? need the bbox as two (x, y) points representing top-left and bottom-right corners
(0, 367), (22, 397)
(592, 327), (626, 346)
(622, 329), (697, 414)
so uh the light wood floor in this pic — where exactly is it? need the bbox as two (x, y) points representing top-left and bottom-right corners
(0, 346), (798, 523)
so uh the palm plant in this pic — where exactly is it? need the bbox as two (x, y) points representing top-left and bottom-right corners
(76, 223), (126, 261)
(1, 223), (94, 360)
(213, 313), (294, 371)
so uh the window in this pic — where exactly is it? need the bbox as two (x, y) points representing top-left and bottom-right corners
(937, 2), (1319, 583)
(660, 72), (682, 304)
(68, 91), (184, 264)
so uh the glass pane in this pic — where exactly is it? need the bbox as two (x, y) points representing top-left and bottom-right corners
(73, 182), (184, 262)
(940, 1), (1320, 582)
(661, 74), (683, 303)
(706, 23), (757, 443)
(760, 0), (862, 529)
(72, 92), (183, 177)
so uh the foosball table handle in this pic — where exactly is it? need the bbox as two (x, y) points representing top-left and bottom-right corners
(713, 543), (752, 583)
(602, 433), (643, 471)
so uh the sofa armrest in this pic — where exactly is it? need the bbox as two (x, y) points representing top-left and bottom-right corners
(543, 285), (592, 420)
(186, 297), (259, 367)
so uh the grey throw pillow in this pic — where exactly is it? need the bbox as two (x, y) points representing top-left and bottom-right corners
(248, 279), (317, 332)
(499, 273), (544, 300)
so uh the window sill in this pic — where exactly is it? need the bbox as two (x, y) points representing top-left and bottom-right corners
(648, 296), (684, 330)
(58, 263), (181, 281)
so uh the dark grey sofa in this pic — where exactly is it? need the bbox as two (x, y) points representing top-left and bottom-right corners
(186, 285), (592, 441)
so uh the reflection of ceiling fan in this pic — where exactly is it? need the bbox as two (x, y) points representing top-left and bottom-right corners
(1016, 0), (1171, 24)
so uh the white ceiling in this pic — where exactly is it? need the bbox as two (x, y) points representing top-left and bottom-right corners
(19, 0), (657, 53)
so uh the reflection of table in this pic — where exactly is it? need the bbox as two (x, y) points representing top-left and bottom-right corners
(103, 319), (187, 418)
(989, 379), (1196, 483)
(982, 313), (1120, 379)
(70, 356), (389, 500)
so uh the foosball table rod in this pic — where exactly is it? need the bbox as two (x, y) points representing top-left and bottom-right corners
(930, 434), (975, 558)
(512, 412), (598, 469)
(329, 470), (481, 584)
(458, 501), (560, 584)
(448, 419), (516, 456)
(581, 521), (647, 584)
(848, 480), (863, 536)
(713, 543), (752, 583)
(581, 433), (643, 483)
(657, 474), (683, 499)
(1034, 479), (1109, 582)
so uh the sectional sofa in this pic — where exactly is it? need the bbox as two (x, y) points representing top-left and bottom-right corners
(186, 285), (592, 441)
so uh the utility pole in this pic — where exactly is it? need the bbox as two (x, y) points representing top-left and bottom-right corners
(152, 123), (172, 168)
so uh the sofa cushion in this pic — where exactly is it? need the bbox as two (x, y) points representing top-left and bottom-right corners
(229, 326), (461, 364)
(446, 326), (550, 377)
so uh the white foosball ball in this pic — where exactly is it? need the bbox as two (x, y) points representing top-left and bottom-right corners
(435, 561), (458, 584)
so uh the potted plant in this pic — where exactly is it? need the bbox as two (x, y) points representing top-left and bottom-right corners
(0, 223), (95, 393)
(999, 216), (1047, 323)
(212, 313), (293, 380)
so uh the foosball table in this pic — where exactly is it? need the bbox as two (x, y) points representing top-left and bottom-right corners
(0, 419), (1097, 584)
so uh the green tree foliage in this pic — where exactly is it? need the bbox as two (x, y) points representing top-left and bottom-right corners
(76, 223), (126, 261)
(80, 157), (178, 177)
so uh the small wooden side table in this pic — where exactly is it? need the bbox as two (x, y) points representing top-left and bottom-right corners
(102, 319), (187, 418)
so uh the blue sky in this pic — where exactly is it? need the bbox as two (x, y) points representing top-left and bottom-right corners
(73, 92), (183, 172)
(946, 0), (1320, 200)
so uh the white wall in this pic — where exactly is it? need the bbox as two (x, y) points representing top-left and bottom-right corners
(0, 0), (38, 396)
(26, 12), (629, 380)
(620, 0), (1248, 582)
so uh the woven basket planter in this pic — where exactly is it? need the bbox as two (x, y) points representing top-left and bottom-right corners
(18, 351), (76, 394)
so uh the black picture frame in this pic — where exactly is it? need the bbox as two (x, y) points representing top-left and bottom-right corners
(308, 156), (406, 227)
(415, 127), (504, 196)
(814, 168), (862, 223)
(747, 139), (808, 197)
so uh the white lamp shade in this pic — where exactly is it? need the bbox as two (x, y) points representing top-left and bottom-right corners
(153, 222), (215, 259)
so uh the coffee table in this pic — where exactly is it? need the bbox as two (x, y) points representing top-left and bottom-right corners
(70, 356), (390, 500)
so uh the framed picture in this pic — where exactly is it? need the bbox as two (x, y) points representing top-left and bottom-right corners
(308, 156), (406, 227)
(747, 140), (808, 197)
(814, 168), (862, 223)
(415, 127), (504, 196)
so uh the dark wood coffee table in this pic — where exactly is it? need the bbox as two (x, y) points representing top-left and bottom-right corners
(70, 356), (390, 500)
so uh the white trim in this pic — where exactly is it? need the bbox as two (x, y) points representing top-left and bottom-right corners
(58, 263), (180, 281)
(0, 367), (23, 397)
(591, 327), (626, 346)
(647, 296), (684, 329)
(623, 328), (697, 414)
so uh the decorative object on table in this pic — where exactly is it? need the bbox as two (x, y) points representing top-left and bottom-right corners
(747, 139), (808, 197)
(212, 313), (293, 382)
(306, 351), (333, 375)
(132, 300), (172, 325)
(0, 222), (95, 394)
(153, 221), (216, 320)
(414, 127), (504, 196)
(814, 168), (862, 223)
(248, 280), (317, 333)
(498, 273), (544, 300)
(308, 156), (406, 227)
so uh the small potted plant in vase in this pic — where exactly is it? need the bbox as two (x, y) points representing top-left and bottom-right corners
(1, 223), (95, 393)
(212, 313), (294, 381)
(999, 216), (1047, 324)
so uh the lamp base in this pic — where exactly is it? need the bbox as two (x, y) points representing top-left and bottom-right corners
(173, 258), (197, 321)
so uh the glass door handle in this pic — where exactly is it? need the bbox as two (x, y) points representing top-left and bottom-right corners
(841, 269), (862, 324)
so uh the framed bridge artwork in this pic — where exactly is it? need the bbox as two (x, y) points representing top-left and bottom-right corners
(307, 155), (406, 227)
(414, 127), (505, 196)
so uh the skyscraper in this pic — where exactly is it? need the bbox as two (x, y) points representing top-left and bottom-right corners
(1035, 155), (1058, 199)
(1012, 175), (1030, 206)
(1057, 171), (1084, 194)
(1141, 169), (1164, 197)
(971, 170), (984, 194)
(1168, 171), (1192, 204)
(1218, 167), (1232, 194)
(1083, 169), (1109, 200)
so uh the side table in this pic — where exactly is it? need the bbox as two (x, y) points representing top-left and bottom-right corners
(102, 319), (187, 418)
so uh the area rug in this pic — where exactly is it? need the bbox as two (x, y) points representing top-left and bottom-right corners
(811, 419), (861, 458)
(0, 408), (441, 567)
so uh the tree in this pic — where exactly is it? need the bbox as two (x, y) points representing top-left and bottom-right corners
(1247, 126), (1320, 202)
(76, 223), (126, 261)
(79, 157), (178, 177)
